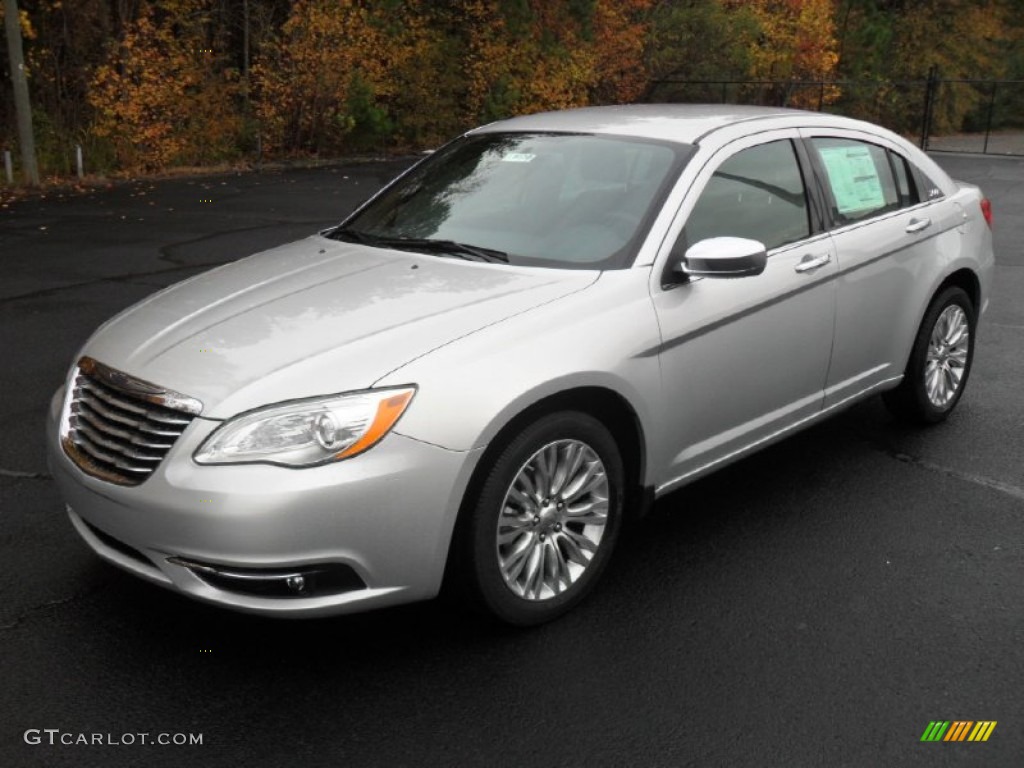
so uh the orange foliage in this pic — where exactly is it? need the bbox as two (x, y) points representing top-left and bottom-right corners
(591, 0), (653, 104)
(0, 4), (36, 40)
(721, 0), (839, 107)
(736, 0), (839, 79)
(253, 0), (419, 154)
(463, 1), (588, 120)
(464, 0), (652, 121)
(30, 0), (1021, 177)
(88, 0), (243, 170)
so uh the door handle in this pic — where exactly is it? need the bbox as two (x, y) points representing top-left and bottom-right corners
(905, 217), (932, 234)
(794, 253), (831, 273)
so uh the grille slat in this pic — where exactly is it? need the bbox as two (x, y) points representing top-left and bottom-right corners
(72, 419), (165, 462)
(81, 381), (191, 425)
(62, 359), (200, 486)
(80, 380), (150, 415)
(75, 394), (183, 437)
(73, 432), (154, 474)
(74, 407), (175, 450)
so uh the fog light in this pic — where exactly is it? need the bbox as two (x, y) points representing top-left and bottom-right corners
(285, 574), (306, 592)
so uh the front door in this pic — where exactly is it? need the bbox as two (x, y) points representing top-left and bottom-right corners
(650, 132), (837, 490)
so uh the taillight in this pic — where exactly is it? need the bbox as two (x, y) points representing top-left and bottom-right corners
(981, 198), (993, 228)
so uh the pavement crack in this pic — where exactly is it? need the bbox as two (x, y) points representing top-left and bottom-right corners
(0, 263), (225, 303)
(1, 219), (331, 304)
(157, 219), (326, 267)
(883, 448), (1024, 502)
(0, 581), (109, 634)
(0, 467), (49, 480)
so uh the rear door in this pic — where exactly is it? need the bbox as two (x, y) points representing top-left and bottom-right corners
(800, 130), (963, 408)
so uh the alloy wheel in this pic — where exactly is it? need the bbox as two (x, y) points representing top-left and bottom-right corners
(924, 304), (970, 408)
(495, 439), (609, 601)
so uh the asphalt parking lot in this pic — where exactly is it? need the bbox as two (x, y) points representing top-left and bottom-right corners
(1, 152), (1022, 768)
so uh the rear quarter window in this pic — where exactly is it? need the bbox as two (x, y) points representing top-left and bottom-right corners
(889, 151), (919, 207)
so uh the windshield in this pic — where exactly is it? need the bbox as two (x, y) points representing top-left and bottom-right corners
(333, 132), (691, 269)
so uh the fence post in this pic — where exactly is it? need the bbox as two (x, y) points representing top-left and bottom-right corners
(3, 150), (12, 184)
(75, 144), (84, 180)
(919, 65), (939, 150)
(982, 82), (998, 154)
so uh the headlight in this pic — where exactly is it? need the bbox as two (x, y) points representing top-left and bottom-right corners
(193, 387), (416, 467)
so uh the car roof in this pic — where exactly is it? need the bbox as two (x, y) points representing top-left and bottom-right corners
(471, 103), (856, 145)
(466, 103), (955, 195)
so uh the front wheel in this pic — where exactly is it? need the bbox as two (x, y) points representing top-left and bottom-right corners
(452, 411), (624, 626)
(883, 286), (976, 424)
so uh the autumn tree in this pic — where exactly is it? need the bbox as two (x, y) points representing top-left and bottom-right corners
(250, 0), (654, 156)
(835, 0), (1017, 133)
(89, 0), (244, 170)
(462, 0), (653, 122)
(253, 0), (418, 155)
(589, 0), (654, 104)
(644, 0), (759, 102)
(6, 0), (1024, 181)
(728, 0), (839, 107)
(462, 0), (594, 121)
(17, 1), (121, 174)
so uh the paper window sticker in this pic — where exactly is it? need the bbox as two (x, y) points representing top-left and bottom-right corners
(818, 145), (886, 216)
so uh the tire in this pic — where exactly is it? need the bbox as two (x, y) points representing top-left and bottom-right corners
(883, 286), (976, 424)
(452, 411), (625, 626)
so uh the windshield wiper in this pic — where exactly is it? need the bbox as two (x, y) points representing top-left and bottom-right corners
(404, 238), (510, 263)
(328, 227), (381, 246)
(329, 229), (509, 263)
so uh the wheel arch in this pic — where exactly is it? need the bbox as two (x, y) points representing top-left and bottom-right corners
(442, 385), (652, 599)
(934, 267), (981, 314)
(466, 386), (650, 522)
(882, 273), (977, 424)
(893, 266), (981, 377)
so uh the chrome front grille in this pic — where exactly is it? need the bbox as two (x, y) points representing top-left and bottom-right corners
(61, 357), (203, 486)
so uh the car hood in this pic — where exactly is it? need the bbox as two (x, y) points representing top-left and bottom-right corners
(82, 235), (598, 418)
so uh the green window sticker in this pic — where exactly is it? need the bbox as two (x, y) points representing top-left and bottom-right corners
(818, 145), (885, 215)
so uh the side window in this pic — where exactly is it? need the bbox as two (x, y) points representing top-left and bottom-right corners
(889, 151), (919, 207)
(810, 138), (900, 224)
(681, 140), (810, 252)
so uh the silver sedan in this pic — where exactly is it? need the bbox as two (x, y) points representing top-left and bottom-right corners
(47, 105), (995, 625)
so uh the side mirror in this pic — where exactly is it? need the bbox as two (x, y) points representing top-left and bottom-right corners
(677, 237), (767, 279)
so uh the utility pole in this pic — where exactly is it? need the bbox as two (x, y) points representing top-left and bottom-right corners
(3, 0), (39, 185)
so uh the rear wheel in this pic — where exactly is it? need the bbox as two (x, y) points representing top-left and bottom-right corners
(453, 411), (624, 626)
(883, 286), (976, 424)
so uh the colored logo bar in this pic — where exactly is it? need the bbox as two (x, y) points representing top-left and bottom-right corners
(920, 721), (997, 742)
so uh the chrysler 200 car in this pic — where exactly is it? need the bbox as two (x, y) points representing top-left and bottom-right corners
(47, 105), (994, 625)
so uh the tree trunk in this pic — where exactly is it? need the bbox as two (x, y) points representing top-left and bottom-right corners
(241, 0), (250, 109)
(242, 0), (250, 80)
(3, 0), (40, 185)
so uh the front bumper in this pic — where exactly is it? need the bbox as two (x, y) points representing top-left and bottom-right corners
(47, 387), (481, 617)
